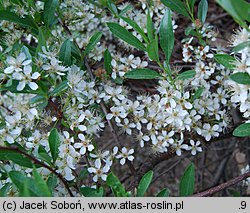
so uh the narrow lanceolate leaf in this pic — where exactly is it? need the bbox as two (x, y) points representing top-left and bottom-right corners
(80, 187), (104, 197)
(48, 128), (60, 162)
(179, 163), (195, 196)
(136, 170), (154, 197)
(59, 39), (72, 66)
(157, 188), (170, 197)
(230, 73), (250, 85)
(159, 8), (175, 63)
(120, 16), (149, 44)
(49, 80), (68, 97)
(32, 168), (52, 197)
(0, 10), (38, 33)
(147, 10), (154, 42)
(9, 171), (41, 196)
(44, 0), (59, 27)
(214, 54), (236, 70)
(216, 0), (250, 27)
(84, 32), (102, 56)
(107, 172), (128, 197)
(36, 27), (47, 54)
(104, 49), (112, 75)
(233, 123), (250, 137)
(0, 150), (34, 168)
(188, 0), (196, 11)
(107, 22), (146, 51)
(233, 41), (250, 53)
(198, 0), (208, 23)
(176, 70), (196, 80)
(192, 86), (204, 101)
(147, 39), (159, 62)
(161, 0), (190, 18)
(0, 183), (12, 197)
(125, 69), (162, 79)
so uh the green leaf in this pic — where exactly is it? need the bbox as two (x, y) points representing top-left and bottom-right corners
(216, 0), (250, 27)
(106, 0), (118, 15)
(0, 183), (11, 197)
(214, 54), (236, 69)
(0, 80), (44, 95)
(32, 168), (52, 197)
(136, 170), (153, 197)
(119, 4), (133, 16)
(230, 72), (250, 85)
(0, 120), (6, 130)
(49, 80), (68, 97)
(188, 0), (196, 11)
(192, 86), (204, 101)
(30, 95), (47, 105)
(176, 70), (196, 80)
(198, 0), (208, 23)
(159, 8), (175, 63)
(0, 10), (38, 34)
(120, 16), (149, 44)
(48, 128), (60, 162)
(161, 0), (190, 18)
(179, 163), (195, 196)
(83, 32), (102, 56)
(21, 46), (32, 60)
(36, 27), (47, 54)
(147, 10), (154, 42)
(59, 39), (72, 66)
(19, 181), (31, 197)
(107, 22), (146, 51)
(47, 174), (58, 194)
(44, 0), (59, 27)
(104, 49), (112, 75)
(38, 145), (52, 165)
(157, 188), (169, 197)
(80, 187), (104, 197)
(233, 123), (250, 137)
(71, 42), (82, 60)
(233, 41), (250, 53)
(0, 150), (34, 168)
(9, 171), (39, 196)
(147, 38), (159, 62)
(125, 68), (162, 79)
(229, 190), (241, 197)
(107, 172), (128, 197)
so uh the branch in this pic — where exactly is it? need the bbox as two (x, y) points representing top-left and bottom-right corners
(0, 146), (74, 197)
(192, 171), (250, 197)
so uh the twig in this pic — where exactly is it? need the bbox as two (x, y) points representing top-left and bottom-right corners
(192, 171), (250, 197)
(0, 146), (74, 196)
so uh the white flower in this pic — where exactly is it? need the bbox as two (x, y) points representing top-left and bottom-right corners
(70, 114), (87, 131)
(202, 123), (220, 141)
(74, 133), (94, 155)
(106, 106), (127, 123)
(42, 57), (68, 76)
(105, 146), (118, 166)
(13, 65), (40, 91)
(135, 131), (150, 147)
(173, 140), (189, 156)
(4, 52), (31, 74)
(67, 66), (84, 89)
(87, 159), (110, 182)
(117, 118), (136, 135)
(116, 147), (134, 165)
(187, 140), (202, 155)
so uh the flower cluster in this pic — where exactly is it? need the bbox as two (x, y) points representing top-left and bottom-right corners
(0, 0), (247, 196)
